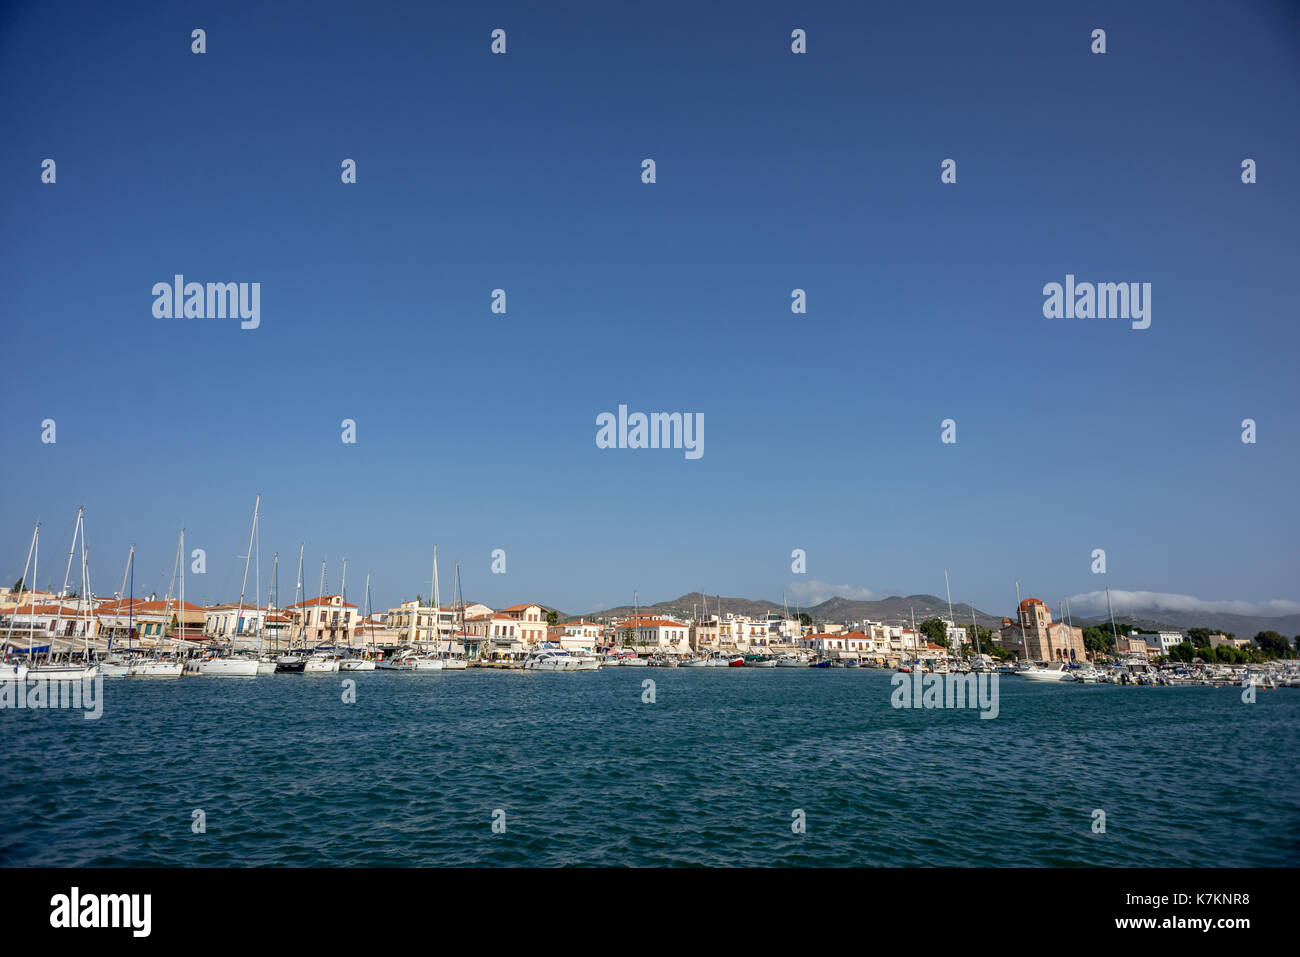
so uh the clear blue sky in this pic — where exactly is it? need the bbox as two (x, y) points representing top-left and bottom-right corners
(2, 0), (1297, 619)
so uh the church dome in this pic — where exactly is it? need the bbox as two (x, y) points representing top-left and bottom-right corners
(1018, 597), (1046, 610)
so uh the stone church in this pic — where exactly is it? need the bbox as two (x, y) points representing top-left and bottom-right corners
(996, 597), (1086, 662)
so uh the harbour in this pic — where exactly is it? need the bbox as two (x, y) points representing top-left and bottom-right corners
(2, 668), (1296, 867)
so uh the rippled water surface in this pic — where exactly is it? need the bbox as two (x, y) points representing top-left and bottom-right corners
(2, 670), (1297, 866)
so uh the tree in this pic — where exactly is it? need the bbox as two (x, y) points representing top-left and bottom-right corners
(1186, 627), (1214, 649)
(546, 609), (559, 627)
(1081, 626), (1114, 655)
(1167, 642), (1195, 663)
(10, 577), (22, 593)
(918, 617), (949, 649)
(1254, 631), (1292, 659)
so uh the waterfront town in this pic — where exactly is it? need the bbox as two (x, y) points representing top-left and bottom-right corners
(1, 575), (1294, 683)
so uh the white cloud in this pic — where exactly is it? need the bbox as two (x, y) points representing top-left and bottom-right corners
(787, 581), (876, 605)
(1065, 589), (1300, 618)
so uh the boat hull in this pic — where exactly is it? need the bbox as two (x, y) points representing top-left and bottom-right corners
(128, 660), (184, 678)
(27, 665), (98, 681)
(198, 658), (260, 677)
(0, 662), (30, 681)
(338, 659), (376, 671)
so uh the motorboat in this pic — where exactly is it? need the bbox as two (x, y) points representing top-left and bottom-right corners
(1019, 661), (1075, 682)
(523, 647), (584, 671)
(275, 654), (307, 673)
(338, 656), (376, 672)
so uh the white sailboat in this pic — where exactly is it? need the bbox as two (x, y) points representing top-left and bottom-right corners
(275, 545), (308, 673)
(438, 556), (467, 669)
(302, 556), (340, 676)
(198, 497), (261, 677)
(339, 570), (377, 671)
(28, 507), (97, 681)
(131, 527), (187, 678)
(1, 521), (39, 681)
(98, 544), (137, 676)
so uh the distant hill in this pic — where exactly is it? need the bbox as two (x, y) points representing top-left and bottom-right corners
(1074, 611), (1300, 641)
(572, 591), (1300, 641)
(575, 592), (1005, 630)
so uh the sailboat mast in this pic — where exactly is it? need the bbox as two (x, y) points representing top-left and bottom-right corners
(292, 544), (304, 648)
(431, 546), (439, 652)
(970, 601), (981, 657)
(178, 527), (185, 656)
(79, 513), (91, 662)
(363, 571), (373, 653)
(51, 507), (81, 663)
(1106, 586), (1118, 659)
(254, 509), (262, 656)
(127, 545), (134, 657)
(1015, 580), (1027, 661)
(340, 558), (347, 649)
(231, 495), (260, 655)
(944, 569), (955, 656)
(270, 552), (280, 653)
(5, 522), (39, 656)
(317, 559), (326, 646)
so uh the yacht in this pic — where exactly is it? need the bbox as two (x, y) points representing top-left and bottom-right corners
(1019, 661), (1075, 682)
(570, 651), (602, 671)
(775, 655), (808, 668)
(128, 658), (184, 678)
(197, 655), (261, 678)
(338, 655), (376, 672)
(199, 496), (264, 679)
(97, 657), (131, 677)
(27, 662), (98, 681)
(303, 651), (341, 674)
(275, 653), (306, 673)
(523, 647), (584, 671)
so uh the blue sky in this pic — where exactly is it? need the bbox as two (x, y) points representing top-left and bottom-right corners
(2, 0), (1297, 619)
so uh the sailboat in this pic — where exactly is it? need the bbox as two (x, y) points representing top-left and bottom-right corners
(28, 507), (97, 681)
(303, 560), (341, 673)
(438, 556), (467, 669)
(339, 567), (376, 671)
(98, 545), (137, 676)
(198, 497), (262, 677)
(276, 545), (307, 672)
(1, 522), (39, 681)
(130, 527), (186, 677)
